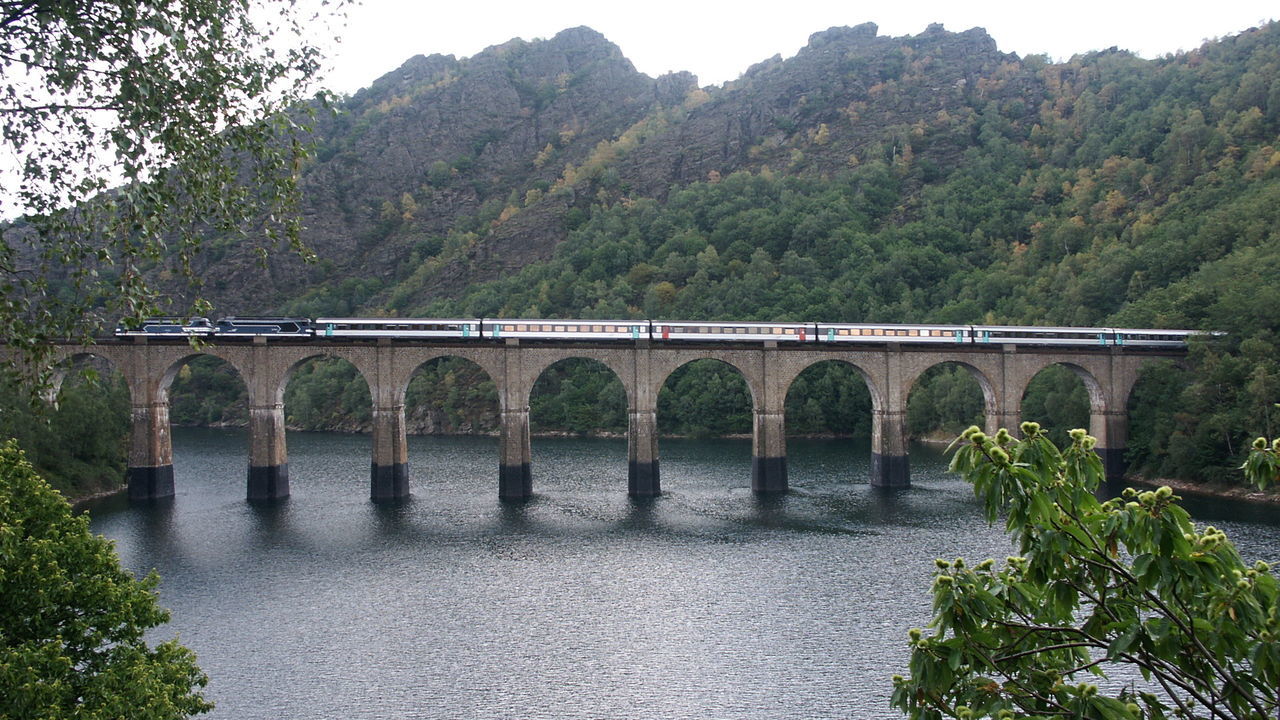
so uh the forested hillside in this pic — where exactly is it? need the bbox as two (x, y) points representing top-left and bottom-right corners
(27, 20), (1280, 492)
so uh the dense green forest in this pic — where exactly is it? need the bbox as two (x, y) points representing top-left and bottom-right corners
(0, 374), (128, 498)
(12, 22), (1280, 496)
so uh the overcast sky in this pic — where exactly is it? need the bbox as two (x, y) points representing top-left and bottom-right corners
(321, 0), (1278, 95)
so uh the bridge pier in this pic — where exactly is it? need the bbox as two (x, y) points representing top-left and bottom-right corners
(871, 408), (909, 487)
(127, 401), (174, 500)
(1095, 410), (1129, 481)
(371, 404), (409, 502)
(499, 408), (532, 500)
(752, 410), (787, 493)
(628, 409), (660, 497)
(248, 403), (289, 501)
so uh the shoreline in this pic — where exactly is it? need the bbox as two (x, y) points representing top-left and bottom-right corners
(1124, 474), (1280, 507)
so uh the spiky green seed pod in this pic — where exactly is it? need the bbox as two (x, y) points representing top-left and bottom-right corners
(1082, 436), (1096, 450)
(953, 558), (965, 569)
(1122, 487), (1137, 498)
(1138, 491), (1155, 504)
(1156, 486), (1172, 499)
(1020, 421), (1040, 436)
(1069, 428), (1087, 441)
(935, 558), (950, 569)
(994, 428), (1012, 445)
(990, 446), (1010, 464)
(908, 628), (923, 642)
(1254, 437), (1269, 450)
(961, 425), (982, 440)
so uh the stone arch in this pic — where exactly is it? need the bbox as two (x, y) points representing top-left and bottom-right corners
(275, 350), (375, 409)
(150, 351), (253, 437)
(48, 351), (128, 404)
(903, 360), (996, 437)
(1018, 360), (1106, 421)
(780, 358), (878, 437)
(528, 356), (628, 436)
(513, 348), (638, 416)
(781, 356), (884, 416)
(648, 351), (762, 413)
(155, 350), (247, 405)
(656, 357), (756, 437)
(402, 354), (500, 436)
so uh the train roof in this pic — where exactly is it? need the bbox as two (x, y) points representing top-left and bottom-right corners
(485, 318), (646, 325)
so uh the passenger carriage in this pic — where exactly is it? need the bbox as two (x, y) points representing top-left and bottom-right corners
(652, 321), (815, 342)
(315, 317), (481, 339)
(816, 323), (969, 343)
(971, 325), (1114, 346)
(485, 319), (648, 341)
(1111, 328), (1200, 348)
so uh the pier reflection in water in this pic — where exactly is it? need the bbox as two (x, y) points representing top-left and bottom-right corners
(84, 429), (1280, 720)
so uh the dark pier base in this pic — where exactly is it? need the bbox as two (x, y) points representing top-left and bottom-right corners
(871, 453), (910, 488)
(752, 456), (788, 493)
(127, 465), (175, 501)
(371, 462), (409, 502)
(1098, 448), (1127, 481)
(499, 463), (532, 501)
(248, 464), (290, 501)
(628, 461), (661, 497)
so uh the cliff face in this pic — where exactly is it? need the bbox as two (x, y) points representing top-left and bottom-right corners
(190, 22), (1045, 313)
(202, 26), (685, 310)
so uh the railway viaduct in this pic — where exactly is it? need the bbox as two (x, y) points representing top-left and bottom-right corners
(43, 338), (1185, 502)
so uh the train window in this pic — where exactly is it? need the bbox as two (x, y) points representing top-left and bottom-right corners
(605, 325), (615, 332)
(784, 328), (795, 335)
(908, 330), (918, 337)
(921, 330), (930, 336)
(592, 325), (602, 333)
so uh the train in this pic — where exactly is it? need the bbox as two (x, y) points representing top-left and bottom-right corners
(113, 316), (1201, 348)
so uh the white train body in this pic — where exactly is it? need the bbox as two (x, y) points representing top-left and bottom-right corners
(816, 323), (970, 343)
(652, 321), (813, 342)
(486, 319), (646, 341)
(114, 316), (1203, 349)
(316, 318), (480, 339)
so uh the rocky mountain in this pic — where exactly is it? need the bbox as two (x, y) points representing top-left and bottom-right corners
(194, 22), (1049, 313)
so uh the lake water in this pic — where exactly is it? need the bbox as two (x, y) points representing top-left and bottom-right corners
(83, 429), (1280, 719)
